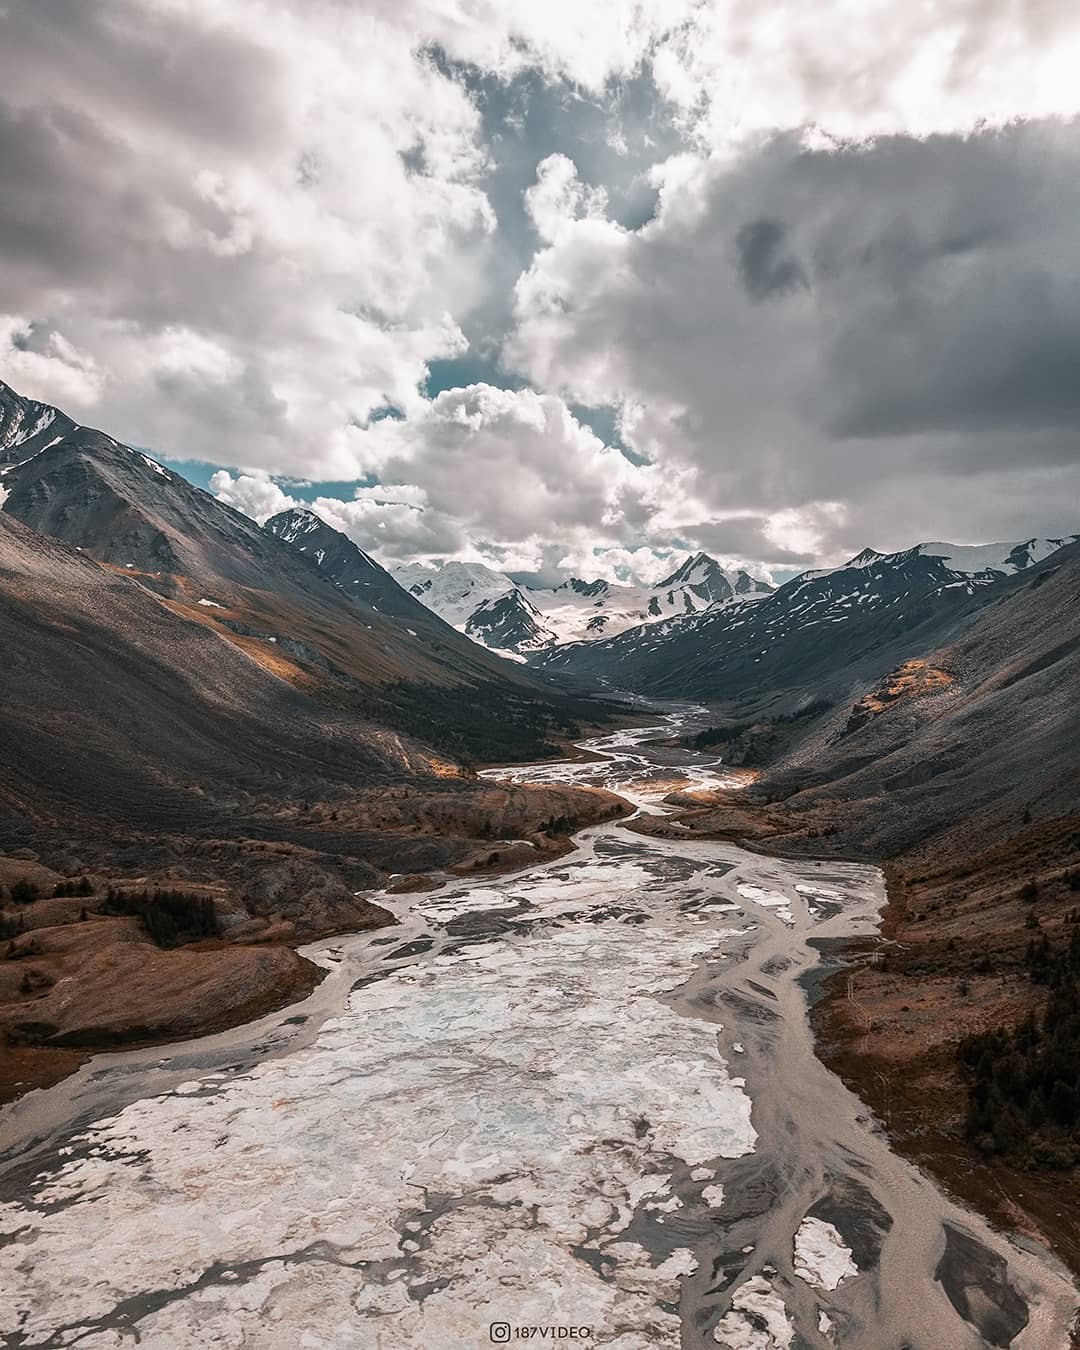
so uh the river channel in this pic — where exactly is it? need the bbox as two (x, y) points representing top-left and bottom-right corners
(0, 709), (1075, 1348)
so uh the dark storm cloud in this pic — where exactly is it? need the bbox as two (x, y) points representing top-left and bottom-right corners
(733, 123), (1080, 454)
(0, 1), (286, 316)
(829, 286), (1080, 439)
(789, 126), (1080, 442)
(690, 516), (818, 566)
(0, 101), (136, 297)
(511, 118), (1080, 555)
(1, 0), (283, 150)
(735, 219), (808, 302)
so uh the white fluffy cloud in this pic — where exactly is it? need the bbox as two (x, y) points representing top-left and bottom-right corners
(651, 1), (1080, 146)
(327, 384), (683, 563)
(0, 315), (104, 410)
(209, 470), (296, 523)
(209, 384), (705, 579)
(525, 154), (610, 244)
(4, 1), (1080, 574)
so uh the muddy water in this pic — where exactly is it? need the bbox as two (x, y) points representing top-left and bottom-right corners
(0, 710), (1076, 1349)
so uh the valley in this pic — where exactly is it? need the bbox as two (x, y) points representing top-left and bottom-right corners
(5, 14), (1080, 1347)
(3, 713), (1075, 1349)
(1, 374), (1078, 1347)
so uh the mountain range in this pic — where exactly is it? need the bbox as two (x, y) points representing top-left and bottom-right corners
(535, 534), (1080, 711)
(0, 376), (641, 1094)
(0, 382), (627, 767)
(390, 552), (773, 656)
(2, 370), (1078, 1147)
(2, 369), (1078, 1277)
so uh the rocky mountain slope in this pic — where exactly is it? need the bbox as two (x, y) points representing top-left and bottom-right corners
(537, 535), (1079, 711)
(0, 380), (613, 764)
(0, 382), (77, 466)
(392, 551), (773, 655)
(0, 500), (625, 881)
(637, 540), (1080, 1270)
(701, 541), (1080, 859)
(0, 379), (628, 1100)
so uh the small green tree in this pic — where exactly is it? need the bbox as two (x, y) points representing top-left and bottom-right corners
(10, 878), (39, 904)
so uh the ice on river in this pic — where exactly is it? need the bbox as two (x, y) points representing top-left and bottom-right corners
(713, 1275), (795, 1348)
(2, 707), (1069, 1350)
(0, 862), (757, 1348)
(736, 881), (795, 927)
(793, 1217), (859, 1291)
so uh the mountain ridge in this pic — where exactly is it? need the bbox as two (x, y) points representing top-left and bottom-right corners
(390, 550), (774, 655)
(0, 378), (616, 764)
(535, 531), (1080, 709)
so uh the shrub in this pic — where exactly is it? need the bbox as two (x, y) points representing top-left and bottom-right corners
(0, 912), (24, 940)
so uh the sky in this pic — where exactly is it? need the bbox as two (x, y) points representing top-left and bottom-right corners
(2, 1), (1079, 585)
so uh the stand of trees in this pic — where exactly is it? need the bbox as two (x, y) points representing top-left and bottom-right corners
(53, 876), (94, 897)
(104, 887), (219, 949)
(688, 700), (833, 762)
(959, 913), (1080, 1169)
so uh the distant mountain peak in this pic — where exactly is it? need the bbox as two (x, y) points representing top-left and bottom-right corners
(657, 551), (719, 588)
(265, 508), (382, 573)
(396, 550), (775, 655)
(538, 532), (1080, 701)
(732, 569), (773, 596)
(556, 577), (611, 597)
(464, 587), (555, 654)
(841, 537), (1080, 579)
(265, 506), (324, 543)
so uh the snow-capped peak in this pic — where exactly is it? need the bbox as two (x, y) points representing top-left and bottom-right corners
(554, 577), (611, 598)
(392, 550), (773, 655)
(266, 507), (324, 545)
(916, 538), (1078, 574)
(843, 536), (1079, 578)
(657, 550), (717, 588)
(390, 560), (518, 628)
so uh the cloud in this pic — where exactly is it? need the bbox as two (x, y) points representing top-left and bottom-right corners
(3, 2), (1080, 575)
(650, 0), (1080, 145)
(525, 154), (610, 244)
(209, 384), (711, 575)
(0, 315), (104, 409)
(0, 0), (490, 474)
(508, 123), (1080, 559)
(209, 470), (296, 523)
(735, 219), (808, 302)
(334, 383), (669, 554)
(763, 503), (848, 559)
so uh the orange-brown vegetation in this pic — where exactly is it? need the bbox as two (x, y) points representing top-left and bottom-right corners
(814, 817), (1080, 1274)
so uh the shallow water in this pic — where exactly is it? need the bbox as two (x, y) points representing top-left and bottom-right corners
(0, 709), (1076, 1348)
